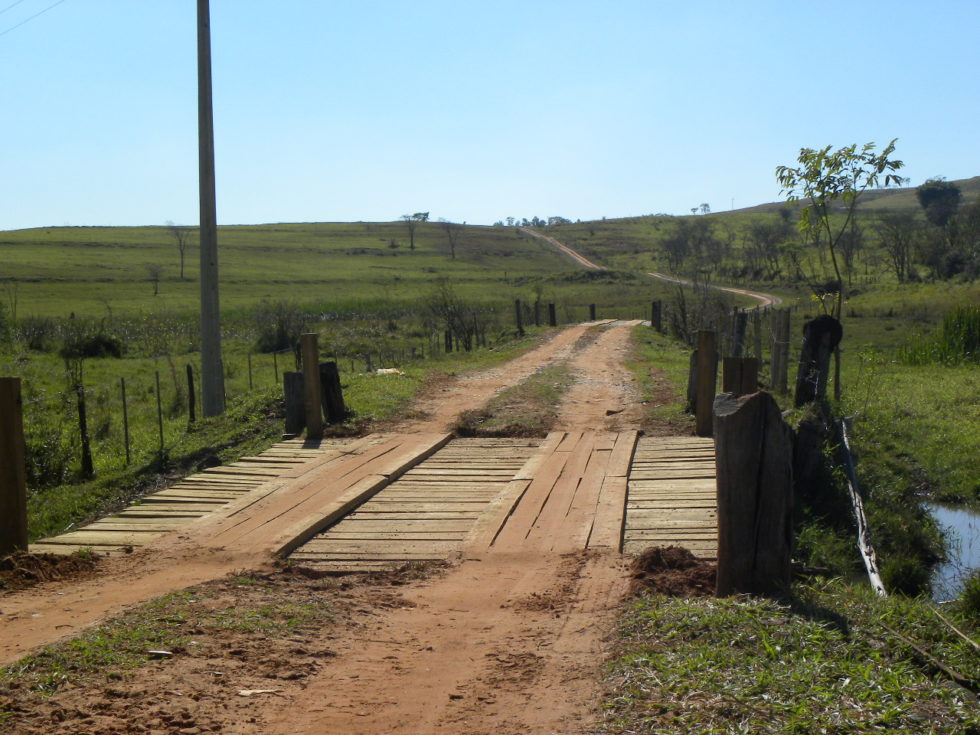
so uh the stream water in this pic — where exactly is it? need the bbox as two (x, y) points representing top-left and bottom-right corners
(929, 503), (980, 601)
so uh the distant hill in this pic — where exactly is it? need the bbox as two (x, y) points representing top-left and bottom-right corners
(735, 175), (980, 215)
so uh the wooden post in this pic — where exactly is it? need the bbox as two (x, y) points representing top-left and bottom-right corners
(533, 301), (540, 327)
(120, 377), (131, 466)
(548, 303), (557, 327)
(714, 391), (794, 596)
(695, 330), (717, 437)
(651, 300), (662, 332)
(686, 349), (698, 413)
(186, 365), (196, 425)
(0, 377), (29, 555)
(771, 309), (791, 394)
(155, 371), (165, 456)
(589, 303), (596, 321)
(283, 371), (305, 435)
(273, 351), (279, 385)
(794, 315), (843, 408)
(515, 299), (524, 336)
(300, 333), (323, 439)
(197, 0), (225, 418)
(444, 329), (453, 353)
(722, 357), (759, 397)
(319, 361), (347, 424)
(75, 372), (94, 479)
(731, 308), (747, 357)
(752, 309), (762, 363)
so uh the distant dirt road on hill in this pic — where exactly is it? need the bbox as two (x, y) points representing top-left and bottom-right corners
(521, 227), (782, 308)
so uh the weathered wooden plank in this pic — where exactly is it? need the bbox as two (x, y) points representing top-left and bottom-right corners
(608, 431), (639, 477)
(588, 476), (628, 550)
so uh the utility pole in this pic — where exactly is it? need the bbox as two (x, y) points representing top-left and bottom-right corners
(198, 0), (224, 416)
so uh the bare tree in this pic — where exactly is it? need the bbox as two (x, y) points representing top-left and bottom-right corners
(400, 212), (429, 250)
(875, 211), (919, 283)
(166, 220), (193, 279)
(146, 263), (163, 296)
(438, 219), (463, 259)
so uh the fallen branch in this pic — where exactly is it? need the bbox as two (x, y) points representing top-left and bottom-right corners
(836, 418), (887, 597)
(880, 622), (978, 694)
(930, 606), (980, 655)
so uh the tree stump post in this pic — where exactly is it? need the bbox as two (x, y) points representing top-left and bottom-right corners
(319, 361), (347, 424)
(283, 371), (305, 435)
(651, 300), (662, 332)
(794, 315), (843, 408)
(548, 303), (557, 327)
(695, 330), (717, 436)
(0, 377), (28, 555)
(300, 333), (323, 439)
(589, 303), (597, 321)
(722, 357), (758, 397)
(714, 391), (794, 596)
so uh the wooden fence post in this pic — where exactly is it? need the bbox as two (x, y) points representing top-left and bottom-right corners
(589, 303), (597, 321)
(247, 353), (253, 390)
(771, 309), (791, 394)
(548, 303), (557, 327)
(186, 364), (196, 425)
(273, 351), (279, 385)
(319, 361), (347, 424)
(283, 371), (305, 435)
(0, 377), (29, 555)
(752, 309), (762, 363)
(444, 329), (453, 353)
(515, 299), (524, 336)
(695, 330), (717, 437)
(155, 371), (164, 457)
(722, 357), (758, 397)
(651, 300), (662, 332)
(120, 377), (131, 466)
(731, 308), (747, 357)
(714, 391), (794, 596)
(794, 315), (843, 408)
(533, 300), (540, 327)
(300, 333), (323, 439)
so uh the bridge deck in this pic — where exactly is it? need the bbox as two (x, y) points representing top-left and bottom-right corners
(31, 433), (718, 565)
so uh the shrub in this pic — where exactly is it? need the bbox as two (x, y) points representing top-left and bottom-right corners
(900, 303), (980, 365)
(958, 569), (980, 622)
(253, 301), (309, 354)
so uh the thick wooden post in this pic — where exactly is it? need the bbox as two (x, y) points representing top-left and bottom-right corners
(651, 300), (662, 332)
(0, 377), (29, 554)
(731, 308), (747, 357)
(722, 357), (758, 397)
(752, 309), (762, 363)
(589, 303), (597, 321)
(548, 303), (557, 327)
(771, 309), (791, 394)
(794, 315), (843, 408)
(283, 371), (305, 435)
(319, 361), (347, 424)
(515, 299), (524, 336)
(695, 330), (717, 437)
(300, 333), (323, 439)
(714, 391), (794, 596)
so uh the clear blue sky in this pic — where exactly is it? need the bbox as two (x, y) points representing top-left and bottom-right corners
(2, 0), (978, 231)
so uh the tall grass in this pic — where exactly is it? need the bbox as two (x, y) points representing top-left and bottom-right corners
(900, 304), (980, 365)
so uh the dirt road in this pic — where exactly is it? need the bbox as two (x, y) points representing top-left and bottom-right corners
(1, 320), (657, 734)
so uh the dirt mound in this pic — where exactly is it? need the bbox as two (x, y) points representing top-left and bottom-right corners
(629, 545), (716, 597)
(0, 552), (100, 592)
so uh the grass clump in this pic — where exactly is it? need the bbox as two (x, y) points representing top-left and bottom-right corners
(626, 325), (692, 434)
(603, 582), (980, 734)
(900, 304), (980, 366)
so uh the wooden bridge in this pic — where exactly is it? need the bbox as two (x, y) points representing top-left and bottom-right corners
(32, 432), (717, 566)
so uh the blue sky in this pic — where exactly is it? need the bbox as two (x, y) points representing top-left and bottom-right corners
(1, 0), (978, 230)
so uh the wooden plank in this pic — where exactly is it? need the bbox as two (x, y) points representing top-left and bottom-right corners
(491, 447), (569, 548)
(588, 476), (628, 550)
(608, 431), (639, 477)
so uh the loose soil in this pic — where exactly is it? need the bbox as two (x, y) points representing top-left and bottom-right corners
(628, 545), (717, 597)
(0, 552), (100, 593)
(2, 315), (687, 734)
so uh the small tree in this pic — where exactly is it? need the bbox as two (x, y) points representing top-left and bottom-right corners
(874, 211), (919, 283)
(146, 263), (163, 296)
(776, 140), (905, 318)
(438, 218), (463, 260)
(400, 212), (429, 250)
(166, 220), (193, 279)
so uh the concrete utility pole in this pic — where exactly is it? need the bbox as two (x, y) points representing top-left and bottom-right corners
(198, 0), (225, 416)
